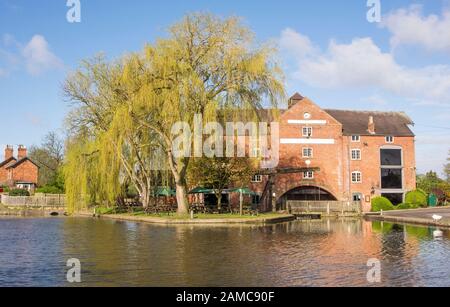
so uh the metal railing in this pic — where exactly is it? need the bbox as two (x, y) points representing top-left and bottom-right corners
(287, 201), (362, 215)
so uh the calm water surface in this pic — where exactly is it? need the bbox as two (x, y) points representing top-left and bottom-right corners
(0, 217), (449, 287)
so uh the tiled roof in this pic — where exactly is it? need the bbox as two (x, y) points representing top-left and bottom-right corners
(6, 157), (40, 169)
(324, 109), (415, 136)
(0, 157), (17, 168)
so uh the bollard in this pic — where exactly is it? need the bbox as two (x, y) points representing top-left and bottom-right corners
(190, 210), (194, 220)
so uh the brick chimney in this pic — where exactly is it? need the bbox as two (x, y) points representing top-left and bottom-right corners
(288, 92), (304, 109)
(4, 145), (13, 160)
(368, 116), (376, 134)
(18, 145), (27, 160)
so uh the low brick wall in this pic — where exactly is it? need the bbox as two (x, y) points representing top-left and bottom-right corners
(0, 194), (66, 209)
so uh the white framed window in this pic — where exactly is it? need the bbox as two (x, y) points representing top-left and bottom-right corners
(302, 127), (313, 137)
(351, 149), (361, 160)
(351, 171), (362, 183)
(251, 174), (263, 183)
(351, 135), (360, 142)
(303, 171), (314, 180)
(385, 136), (394, 143)
(251, 147), (261, 157)
(302, 148), (313, 158)
(352, 193), (363, 202)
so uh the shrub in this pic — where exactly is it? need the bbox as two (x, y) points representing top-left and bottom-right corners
(405, 190), (428, 207)
(9, 189), (30, 196)
(371, 196), (395, 212)
(36, 185), (64, 194)
(397, 203), (411, 210)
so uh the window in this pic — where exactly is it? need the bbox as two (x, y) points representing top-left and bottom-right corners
(351, 149), (361, 160)
(351, 135), (360, 142)
(352, 172), (362, 183)
(381, 149), (402, 166)
(302, 127), (313, 137)
(251, 175), (263, 183)
(385, 136), (394, 143)
(303, 171), (314, 180)
(251, 147), (261, 157)
(380, 148), (403, 190)
(353, 193), (363, 202)
(302, 148), (313, 158)
(381, 169), (402, 189)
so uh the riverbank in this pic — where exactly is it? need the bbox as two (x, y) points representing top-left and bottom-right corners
(365, 207), (450, 228)
(77, 211), (295, 225)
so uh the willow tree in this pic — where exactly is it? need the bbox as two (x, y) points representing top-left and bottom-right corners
(63, 13), (284, 214)
(127, 13), (285, 214)
(63, 57), (168, 212)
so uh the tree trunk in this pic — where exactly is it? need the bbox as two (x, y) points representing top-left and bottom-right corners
(176, 182), (189, 214)
(240, 192), (244, 216)
(216, 192), (222, 210)
(141, 187), (151, 209)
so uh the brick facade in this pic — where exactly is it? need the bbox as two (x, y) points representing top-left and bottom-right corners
(0, 146), (39, 191)
(244, 94), (416, 212)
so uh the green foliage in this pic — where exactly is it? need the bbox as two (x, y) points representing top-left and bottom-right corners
(405, 190), (428, 207)
(371, 196), (395, 212)
(29, 131), (65, 186)
(9, 189), (30, 196)
(63, 13), (285, 214)
(36, 185), (64, 194)
(0, 185), (10, 193)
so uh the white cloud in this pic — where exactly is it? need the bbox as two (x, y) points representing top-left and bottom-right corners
(22, 35), (63, 75)
(382, 5), (450, 53)
(280, 30), (450, 106)
(0, 34), (63, 77)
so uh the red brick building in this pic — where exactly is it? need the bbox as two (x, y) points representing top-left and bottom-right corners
(0, 145), (39, 191)
(249, 93), (416, 212)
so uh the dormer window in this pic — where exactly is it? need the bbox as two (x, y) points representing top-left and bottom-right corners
(302, 127), (313, 138)
(351, 135), (360, 142)
(386, 136), (394, 143)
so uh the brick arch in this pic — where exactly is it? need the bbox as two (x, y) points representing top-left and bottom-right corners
(273, 174), (339, 202)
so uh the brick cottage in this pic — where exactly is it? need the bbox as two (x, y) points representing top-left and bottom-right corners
(0, 145), (39, 191)
(246, 93), (416, 213)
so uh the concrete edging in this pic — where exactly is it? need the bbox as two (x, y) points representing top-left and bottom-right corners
(77, 212), (295, 225)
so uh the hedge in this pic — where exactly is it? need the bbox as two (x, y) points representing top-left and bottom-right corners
(405, 190), (428, 207)
(9, 189), (30, 196)
(371, 196), (395, 212)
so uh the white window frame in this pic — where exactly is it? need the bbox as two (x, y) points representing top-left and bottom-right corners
(302, 127), (313, 137)
(251, 174), (263, 183)
(302, 147), (313, 158)
(385, 136), (394, 144)
(303, 171), (314, 180)
(351, 171), (362, 184)
(351, 149), (361, 161)
(351, 135), (361, 142)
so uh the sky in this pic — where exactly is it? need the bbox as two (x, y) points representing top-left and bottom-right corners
(0, 0), (449, 175)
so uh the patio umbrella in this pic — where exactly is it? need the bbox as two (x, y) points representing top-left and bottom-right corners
(155, 187), (176, 197)
(228, 188), (258, 216)
(188, 187), (214, 194)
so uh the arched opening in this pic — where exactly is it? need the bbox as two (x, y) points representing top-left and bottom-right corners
(280, 186), (337, 202)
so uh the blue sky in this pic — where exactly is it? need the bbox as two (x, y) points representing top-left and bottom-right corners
(0, 0), (449, 175)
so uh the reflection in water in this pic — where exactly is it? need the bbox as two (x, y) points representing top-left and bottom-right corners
(0, 217), (449, 287)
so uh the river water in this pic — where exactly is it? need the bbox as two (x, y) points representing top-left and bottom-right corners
(0, 217), (449, 287)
